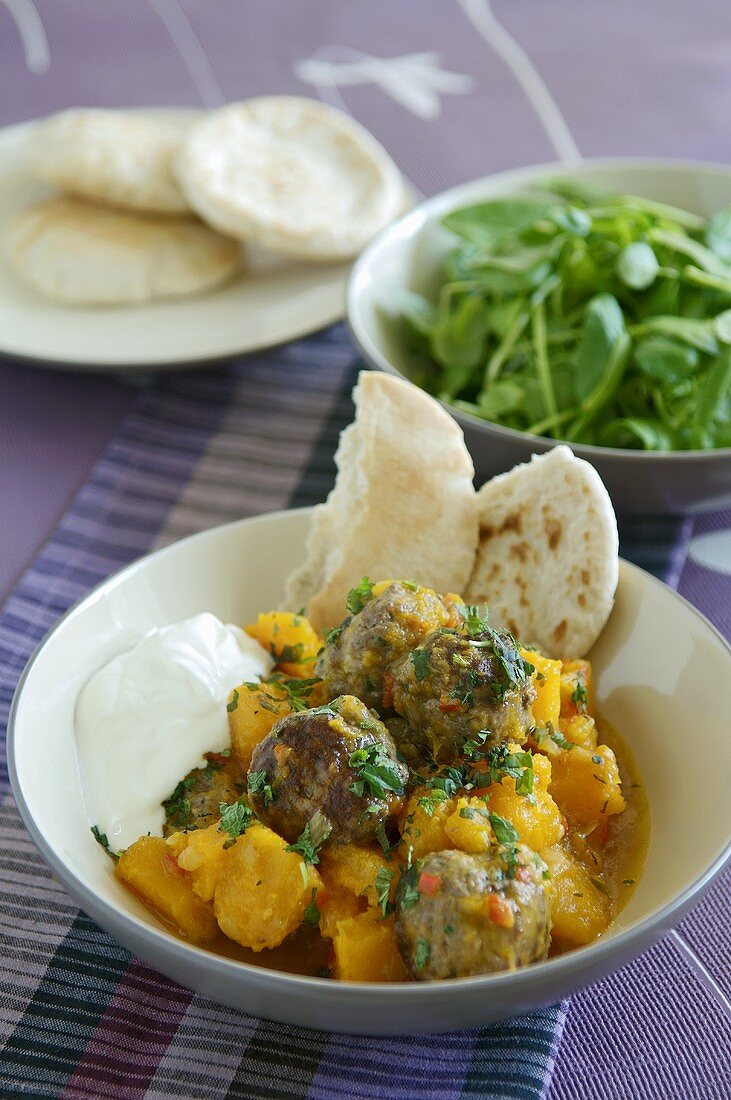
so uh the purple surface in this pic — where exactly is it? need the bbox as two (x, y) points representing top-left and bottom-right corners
(0, 360), (133, 604)
(1, 3), (731, 1097)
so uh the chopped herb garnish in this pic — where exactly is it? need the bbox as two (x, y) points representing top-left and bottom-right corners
(247, 770), (274, 807)
(264, 672), (322, 712)
(445, 923), (455, 935)
(346, 577), (374, 615)
(590, 876), (610, 896)
(91, 825), (118, 859)
(481, 742), (535, 797)
(622, 878), (635, 886)
(304, 888), (320, 926)
(591, 753), (604, 765)
(375, 866), (395, 918)
(489, 812), (520, 878)
(539, 723), (576, 751)
(459, 804), (490, 821)
(274, 641), (306, 665)
(401, 579), (420, 591)
(307, 702), (340, 719)
(414, 938), (431, 970)
(324, 619), (349, 646)
(458, 603), (490, 636)
(572, 679), (589, 712)
(226, 689), (240, 713)
(410, 647), (431, 681)
(396, 865), (420, 910)
(348, 743), (405, 800)
(285, 811), (332, 864)
(218, 797), (256, 847)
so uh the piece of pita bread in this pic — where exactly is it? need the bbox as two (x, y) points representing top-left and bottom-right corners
(32, 110), (188, 214)
(466, 446), (618, 657)
(6, 197), (241, 306)
(175, 97), (403, 260)
(284, 371), (478, 632)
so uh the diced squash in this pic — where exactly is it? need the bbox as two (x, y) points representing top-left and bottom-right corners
(245, 611), (322, 677)
(560, 659), (595, 719)
(549, 744), (626, 826)
(318, 887), (365, 940)
(332, 910), (409, 982)
(116, 835), (217, 944)
(227, 680), (290, 772)
(522, 648), (561, 727)
(175, 822), (230, 902)
(399, 790), (456, 860)
(444, 796), (493, 853)
(484, 751), (564, 850)
(558, 713), (598, 750)
(542, 845), (611, 945)
(318, 843), (391, 910)
(214, 824), (321, 951)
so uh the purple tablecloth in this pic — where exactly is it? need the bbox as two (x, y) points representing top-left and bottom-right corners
(1, 4), (730, 1098)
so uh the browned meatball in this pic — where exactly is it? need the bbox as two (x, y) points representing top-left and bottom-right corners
(162, 754), (243, 836)
(394, 848), (550, 980)
(247, 695), (408, 844)
(316, 581), (463, 711)
(390, 625), (536, 762)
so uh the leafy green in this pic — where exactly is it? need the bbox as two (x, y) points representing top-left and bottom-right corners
(91, 825), (119, 860)
(285, 811), (332, 864)
(247, 770), (274, 807)
(397, 185), (731, 450)
(346, 577), (374, 615)
(218, 798), (256, 846)
(348, 744), (405, 800)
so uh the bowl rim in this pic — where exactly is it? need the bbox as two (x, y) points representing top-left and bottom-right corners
(8, 507), (731, 997)
(347, 155), (731, 462)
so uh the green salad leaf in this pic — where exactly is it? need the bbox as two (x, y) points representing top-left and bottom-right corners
(397, 183), (731, 450)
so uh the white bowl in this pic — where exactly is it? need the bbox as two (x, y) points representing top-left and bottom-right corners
(347, 159), (731, 515)
(9, 508), (731, 1034)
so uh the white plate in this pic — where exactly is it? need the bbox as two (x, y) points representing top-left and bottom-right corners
(8, 508), (731, 1034)
(0, 111), (357, 370)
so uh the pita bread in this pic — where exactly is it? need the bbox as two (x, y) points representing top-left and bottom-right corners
(466, 446), (618, 657)
(6, 197), (241, 306)
(175, 97), (403, 260)
(32, 110), (188, 214)
(284, 372), (478, 632)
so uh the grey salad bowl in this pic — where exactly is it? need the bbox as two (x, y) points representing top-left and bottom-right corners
(347, 158), (731, 514)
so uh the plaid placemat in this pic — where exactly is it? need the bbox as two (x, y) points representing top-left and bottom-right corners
(0, 329), (564, 1100)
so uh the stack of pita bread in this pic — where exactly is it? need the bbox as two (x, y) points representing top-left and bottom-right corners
(286, 372), (619, 658)
(6, 99), (403, 307)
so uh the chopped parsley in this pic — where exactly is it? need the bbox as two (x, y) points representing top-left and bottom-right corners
(375, 866), (395, 917)
(218, 797), (256, 847)
(572, 679), (589, 712)
(285, 810), (332, 864)
(458, 603), (490, 636)
(622, 878), (635, 886)
(459, 804), (490, 822)
(414, 938), (431, 970)
(307, 702), (340, 719)
(536, 723), (575, 751)
(91, 825), (118, 859)
(324, 619), (349, 646)
(226, 689), (240, 713)
(489, 812), (520, 878)
(247, 770), (274, 807)
(401, 579), (420, 591)
(273, 641), (306, 665)
(481, 742), (535, 798)
(591, 753), (604, 765)
(417, 789), (450, 817)
(590, 876), (610, 896)
(346, 577), (374, 615)
(264, 672), (322, 712)
(348, 744), (405, 800)
(410, 647), (430, 681)
(396, 865), (420, 910)
(482, 629), (535, 700)
(304, 888), (320, 926)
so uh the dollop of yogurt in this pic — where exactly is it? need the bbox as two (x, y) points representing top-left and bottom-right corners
(76, 613), (273, 850)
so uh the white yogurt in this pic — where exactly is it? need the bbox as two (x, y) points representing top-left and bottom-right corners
(76, 613), (273, 850)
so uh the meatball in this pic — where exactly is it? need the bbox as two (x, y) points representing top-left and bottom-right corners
(316, 581), (462, 711)
(390, 627), (536, 762)
(248, 695), (408, 844)
(162, 754), (243, 836)
(395, 848), (550, 980)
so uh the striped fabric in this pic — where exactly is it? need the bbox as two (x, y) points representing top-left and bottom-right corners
(0, 326), (580, 1100)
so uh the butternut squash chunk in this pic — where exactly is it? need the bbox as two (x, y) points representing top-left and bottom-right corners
(227, 680), (290, 772)
(175, 822), (230, 902)
(116, 835), (217, 944)
(332, 910), (409, 982)
(399, 789), (456, 860)
(549, 743), (625, 826)
(542, 845), (611, 945)
(214, 824), (320, 951)
(483, 751), (564, 850)
(522, 648), (561, 728)
(245, 611), (322, 677)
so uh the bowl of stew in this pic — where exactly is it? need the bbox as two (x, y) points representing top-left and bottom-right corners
(347, 159), (731, 514)
(8, 507), (731, 1033)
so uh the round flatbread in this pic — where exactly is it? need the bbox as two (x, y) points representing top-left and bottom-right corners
(284, 371), (478, 633)
(175, 97), (403, 260)
(32, 109), (188, 213)
(6, 196), (241, 306)
(466, 446), (618, 657)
